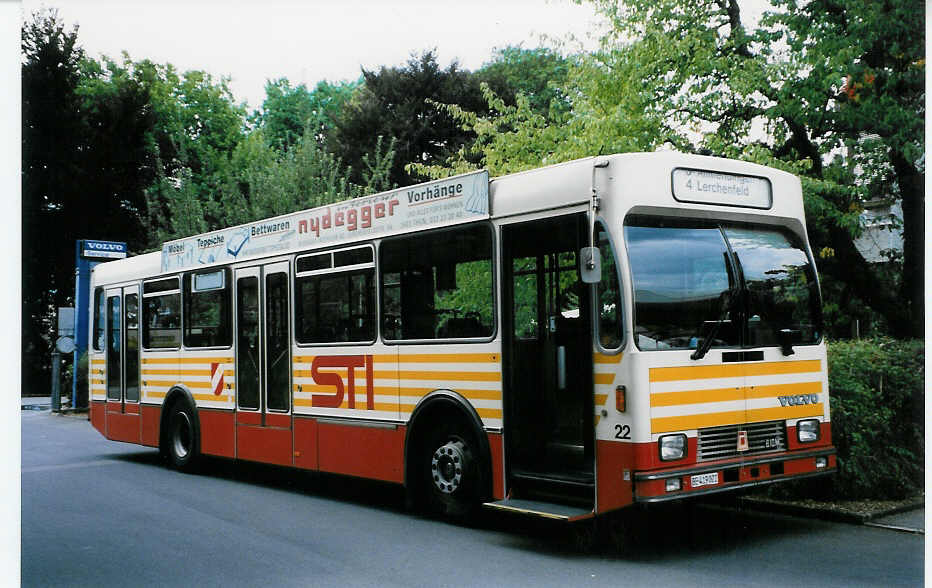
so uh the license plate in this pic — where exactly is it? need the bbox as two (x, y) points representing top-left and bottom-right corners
(690, 472), (719, 488)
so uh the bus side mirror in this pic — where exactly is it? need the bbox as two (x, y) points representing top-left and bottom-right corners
(580, 247), (601, 284)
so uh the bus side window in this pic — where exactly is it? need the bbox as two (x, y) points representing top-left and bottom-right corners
(93, 287), (105, 351)
(596, 222), (623, 350)
(379, 223), (494, 341)
(183, 269), (232, 348)
(142, 277), (181, 349)
(295, 246), (375, 344)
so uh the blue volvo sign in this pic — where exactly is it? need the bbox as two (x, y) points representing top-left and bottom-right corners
(80, 240), (127, 259)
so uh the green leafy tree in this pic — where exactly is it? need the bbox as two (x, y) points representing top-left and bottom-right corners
(422, 0), (923, 338)
(331, 50), (493, 187)
(22, 9), (157, 393)
(252, 77), (359, 151)
(476, 45), (572, 116)
(581, 0), (924, 337)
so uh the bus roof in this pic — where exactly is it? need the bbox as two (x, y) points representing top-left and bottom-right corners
(93, 152), (803, 285)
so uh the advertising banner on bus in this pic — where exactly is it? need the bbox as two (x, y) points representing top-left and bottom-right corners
(161, 170), (490, 273)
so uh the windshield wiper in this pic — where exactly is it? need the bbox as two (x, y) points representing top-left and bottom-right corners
(690, 289), (738, 361)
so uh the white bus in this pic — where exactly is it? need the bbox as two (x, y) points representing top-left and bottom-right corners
(89, 152), (835, 521)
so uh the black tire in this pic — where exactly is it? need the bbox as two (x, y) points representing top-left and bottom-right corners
(422, 421), (480, 520)
(166, 401), (199, 472)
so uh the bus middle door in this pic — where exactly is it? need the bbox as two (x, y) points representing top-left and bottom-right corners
(234, 262), (293, 466)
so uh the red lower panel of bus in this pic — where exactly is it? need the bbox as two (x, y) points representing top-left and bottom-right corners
(237, 424), (293, 467)
(487, 432), (504, 500)
(106, 402), (140, 444)
(596, 440), (635, 513)
(293, 417), (318, 470)
(317, 421), (405, 483)
(199, 409), (235, 458)
(140, 404), (160, 447)
(90, 401), (105, 435)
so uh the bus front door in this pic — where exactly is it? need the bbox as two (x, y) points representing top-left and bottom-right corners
(234, 262), (294, 466)
(104, 285), (141, 443)
(502, 213), (595, 506)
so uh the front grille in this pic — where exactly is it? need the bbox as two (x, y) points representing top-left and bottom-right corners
(697, 420), (787, 461)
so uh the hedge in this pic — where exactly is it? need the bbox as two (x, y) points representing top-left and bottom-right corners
(770, 337), (924, 500)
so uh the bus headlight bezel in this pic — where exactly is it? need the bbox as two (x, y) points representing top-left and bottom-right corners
(797, 418), (821, 443)
(659, 433), (687, 461)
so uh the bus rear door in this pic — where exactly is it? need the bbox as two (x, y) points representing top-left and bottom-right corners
(104, 285), (141, 443)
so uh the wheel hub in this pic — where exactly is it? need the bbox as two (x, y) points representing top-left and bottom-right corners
(172, 412), (192, 459)
(431, 439), (467, 494)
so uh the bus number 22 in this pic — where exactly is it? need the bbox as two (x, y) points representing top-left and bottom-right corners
(614, 424), (631, 439)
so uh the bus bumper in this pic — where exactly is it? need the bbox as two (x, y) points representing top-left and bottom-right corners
(633, 447), (836, 503)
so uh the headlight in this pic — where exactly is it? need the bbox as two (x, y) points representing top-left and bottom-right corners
(659, 434), (687, 461)
(797, 419), (821, 443)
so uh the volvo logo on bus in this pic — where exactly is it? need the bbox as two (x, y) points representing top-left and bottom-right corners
(778, 394), (819, 407)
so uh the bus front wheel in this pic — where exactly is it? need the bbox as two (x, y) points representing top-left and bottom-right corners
(422, 422), (479, 520)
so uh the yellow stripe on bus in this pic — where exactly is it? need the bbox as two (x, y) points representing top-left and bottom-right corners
(395, 370), (501, 382)
(293, 398), (399, 412)
(594, 373), (615, 385)
(651, 403), (824, 433)
(595, 393), (608, 406)
(141, 368), (233, 376)
(398, 353), (500, 363)
(141, 357), (234, 365)
(593, 353), (623, 364)
(292, 354), (395, 364)
(651, 381), (823, 407)
(399, 387), (501, 400)
(192, 393), (232, 402)
(649, 360), (821, 383)
(292, 384), (500, 401)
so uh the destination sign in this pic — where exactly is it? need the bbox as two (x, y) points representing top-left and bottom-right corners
(161, 170), (490, 273)
(672, 168), (772, 209)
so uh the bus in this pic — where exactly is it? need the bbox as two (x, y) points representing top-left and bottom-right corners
(88, 152), (836, 521)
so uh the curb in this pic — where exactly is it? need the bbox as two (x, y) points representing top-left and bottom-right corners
(737, 495), (925, 525)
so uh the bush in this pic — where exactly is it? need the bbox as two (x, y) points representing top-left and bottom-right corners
(770, 337), (924, 500)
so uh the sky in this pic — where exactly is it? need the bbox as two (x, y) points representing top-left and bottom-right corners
(25, 0), (607, 110)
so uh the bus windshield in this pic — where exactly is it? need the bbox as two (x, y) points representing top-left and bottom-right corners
(625, 217), (821, 351)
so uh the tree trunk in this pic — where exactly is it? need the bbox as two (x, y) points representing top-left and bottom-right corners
(891, 152), (925, 339)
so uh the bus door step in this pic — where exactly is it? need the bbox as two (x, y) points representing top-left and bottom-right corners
(482, 498), (594, 522)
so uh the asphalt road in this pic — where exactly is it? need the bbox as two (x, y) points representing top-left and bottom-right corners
(23, 410), (924, 587)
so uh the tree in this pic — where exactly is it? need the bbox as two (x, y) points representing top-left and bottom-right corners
(22, 9), (86, 394)
(252, 77), (359, 151)
(476, 45), (572, 116)
(584, 0), (923, 337)
(22, 9), (158, 394)
(423, 0), (923, 338)
(331, 50), (492, 187)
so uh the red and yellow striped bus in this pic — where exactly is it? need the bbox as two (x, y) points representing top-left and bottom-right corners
(89, 153), (835, 521)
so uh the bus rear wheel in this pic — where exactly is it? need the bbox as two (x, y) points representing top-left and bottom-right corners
(422, 422), (479, 520)
(166, 402), (199, 472)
